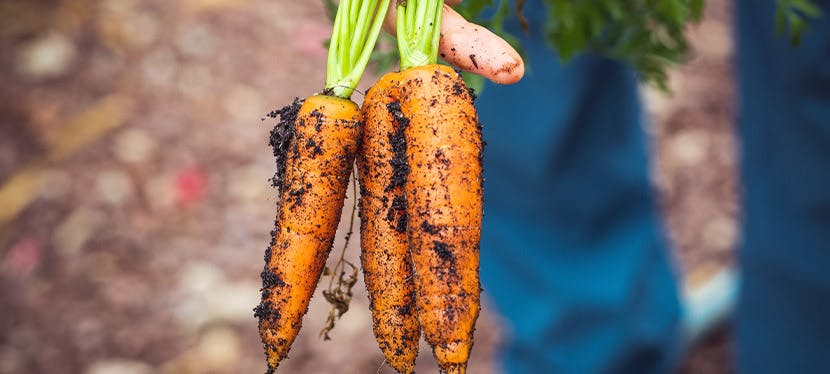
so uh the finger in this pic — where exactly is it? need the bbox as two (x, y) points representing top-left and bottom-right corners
(438, 5), (524, 84)
(382, 3), (524, 85)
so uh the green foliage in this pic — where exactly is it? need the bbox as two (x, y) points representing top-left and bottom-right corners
(325, 0), (391, 98)
(457, 0), (820, 90)
(543, 0), (704, 90)
(322, 0), (820, 91)
(776, 0), (823, 45)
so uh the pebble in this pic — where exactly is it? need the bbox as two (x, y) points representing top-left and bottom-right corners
(702, 215), (737, 252)
(173, 262), (259, 330)
(126, 11), (162, 48)
(669, 129), (708, 167)
(113, 128), (157, 164)
(176, 23), (215, 60)
(16, 33), (76, 79)
(158, 326), (242, 373)
(141, 47), (177, 87)
(84, 359), (153, 374)
(177, 64), (213, 98)
(99, 0), (159, 50)
(223, 84), (264, 122)
(695, 20), (732, 61)
(95, 168), (134, 206)
(144, 174), (176, 211)
(52, 208), (105, 257)
(196, 326), (241, 369)
(0, 346), (22, 374)
(38, 169), (72, 201)
(226, 165), (269, 204)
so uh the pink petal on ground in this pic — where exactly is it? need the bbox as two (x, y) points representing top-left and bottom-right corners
(3, 237), (42, 277)
(175, 167), (207, 206)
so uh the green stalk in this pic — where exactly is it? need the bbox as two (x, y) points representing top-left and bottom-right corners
(325, 0), (392, 99)
(397, 0), (443, 70)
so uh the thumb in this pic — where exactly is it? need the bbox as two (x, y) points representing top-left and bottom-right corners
(382, 3), (524, 85)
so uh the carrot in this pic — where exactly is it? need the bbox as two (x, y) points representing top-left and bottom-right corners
(357, 71), (421, 374)
(397, 63), (482, 374)
(257, 95), (361, 370)
(363, 2), (482, 373)
(254, 0), (390, 372)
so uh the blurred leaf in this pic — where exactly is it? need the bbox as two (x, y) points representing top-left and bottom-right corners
(369, 33), (399, 74)
(456, 0), (821, 91)
(777, 0), (822, 46)
(323, 0), (339, 21)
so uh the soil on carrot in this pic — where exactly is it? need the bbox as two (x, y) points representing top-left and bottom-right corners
(421, 221), (440, 235)
(432, 241), (454, 263)
(385, 101), (410, 192)
(267, 98), (304, 191)
(387, 195), (408, 233)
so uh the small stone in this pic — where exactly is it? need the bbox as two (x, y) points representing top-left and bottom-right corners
(145, 174), (176, 211)
(95, 168), (134, 205)
(17, 33), (76, 79)
(223, 84), (264, 122)
(84, 359), (153, 374)
(212, 281), (260, 323)
(0, 346), (22, 374)
(669, 130), (708, 167)
(126, 11), (162, 48)
(38, 169), (72, 201)
(702, 215), (737, 252)
(179, 261), (223, 295)
(227, 165), (269, 203)
(695, 20), (732, 61)
(177, 64), (212, 98)
(196, 326), (241, 369)
(113, 128), (157, 164)
(52, 208), (105, 257)
(141, 47), (177, 87)
(176, 23), (215, 60)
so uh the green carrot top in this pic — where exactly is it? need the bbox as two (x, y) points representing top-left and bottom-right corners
(325, 0), (392, 98)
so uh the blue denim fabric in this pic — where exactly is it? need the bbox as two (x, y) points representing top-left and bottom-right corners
(735, 1), (830, 373)
(475, 1), (681, 372)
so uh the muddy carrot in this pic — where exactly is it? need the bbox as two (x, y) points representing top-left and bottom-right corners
(255, 0), (390, 372)
(357, 71), (421, 374)
(394, 1), (483, 373)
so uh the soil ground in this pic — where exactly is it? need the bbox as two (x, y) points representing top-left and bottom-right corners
(0, 1), (734, 373)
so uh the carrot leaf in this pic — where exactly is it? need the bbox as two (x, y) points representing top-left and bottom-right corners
(397, 0), (444, 69)
(326, 0), (392, 98)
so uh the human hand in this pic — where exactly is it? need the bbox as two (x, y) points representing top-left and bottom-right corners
(383, 1), (524, 84)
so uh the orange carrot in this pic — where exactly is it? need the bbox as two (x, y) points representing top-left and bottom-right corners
(397, 64), (482, 374)
(255, 0), (390, 371)
(357, 71), (421, 374)
(256, 95), (361, 372)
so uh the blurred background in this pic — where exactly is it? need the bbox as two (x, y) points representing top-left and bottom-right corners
(0, 0), (735, 373)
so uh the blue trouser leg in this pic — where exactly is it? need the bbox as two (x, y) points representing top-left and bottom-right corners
(476, 1), (681, 372)
(736, 1), (830, 372)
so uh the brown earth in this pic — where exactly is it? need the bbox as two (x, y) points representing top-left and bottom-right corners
(0, 0), (735, 373)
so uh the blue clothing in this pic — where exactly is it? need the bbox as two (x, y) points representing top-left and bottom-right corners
(736, 0), (830, 372)
(477, 0), (830, 372)
(477, 1), (681, 372)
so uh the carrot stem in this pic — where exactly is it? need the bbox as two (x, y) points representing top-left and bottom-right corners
(397, 0), (443, 70)
(326, 0), (392, 99)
